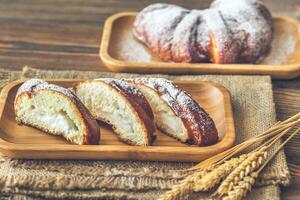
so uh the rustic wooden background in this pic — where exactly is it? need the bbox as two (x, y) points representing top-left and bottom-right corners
(0, 0), (299, 199)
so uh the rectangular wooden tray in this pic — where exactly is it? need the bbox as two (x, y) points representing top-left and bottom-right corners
(100, 12), (300, 79)
(0, 79), (235, 162)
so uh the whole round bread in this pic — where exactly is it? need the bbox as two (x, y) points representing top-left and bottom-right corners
(133, 0), (272, 64)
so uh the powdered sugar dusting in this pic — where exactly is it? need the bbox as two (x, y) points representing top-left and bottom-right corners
(131, 78), (192, 104)
(133, 0), (273, 63)
(95, 78), (143, 97)
(130, 78), (218, 145)
(261, 32), (296, 65)
(17, 79), (81, 104)
(135, 78), (206, 113)
(134, 3), (190, 61)
(15, 79), (100, 144)
(171, 10), (206, 62)
(16, 79), (46, 97)
(128, 78), (196, 112)
(211, 0), (273, 62)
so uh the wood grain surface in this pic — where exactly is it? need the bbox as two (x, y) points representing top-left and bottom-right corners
(0, 0), (299, 199)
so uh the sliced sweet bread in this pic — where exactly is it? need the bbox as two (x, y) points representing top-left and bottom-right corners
(73, 79), (156, 146)
(14, 79), (100, 145)
(125, 78), (219, 146)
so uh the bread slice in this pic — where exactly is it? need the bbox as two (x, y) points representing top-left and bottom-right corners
(73, 79), (156, 146)
(125, 79), (188, 143)
(14, 79), (100, 145)
(125, 78), (219, 146)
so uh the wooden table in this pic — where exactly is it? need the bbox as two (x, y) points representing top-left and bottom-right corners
(0, 0), (299, 199)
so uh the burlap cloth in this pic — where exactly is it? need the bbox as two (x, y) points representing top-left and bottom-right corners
(0, 67), (290, 200)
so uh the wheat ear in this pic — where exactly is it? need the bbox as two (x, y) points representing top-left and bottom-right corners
(193, 154), (248, 192)
(221, 172), (258, 200)
(214, 147), (267, 197)
(216, 124), (294, 197)
(221, 127), (300, 200)
(157, 155), (247, 200)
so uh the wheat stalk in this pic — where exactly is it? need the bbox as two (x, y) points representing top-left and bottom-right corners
(214, 147), (267, 197)
(220, 127), (300, 200)
(158, 179), (193, 200)
(193, 154), (248, 192)
(158, 155), (248, 200)
(189, 118), (300, 171)
(213, 125), (294, 198)
(157, 167), (213, 200)
(160, 113), (300, 200)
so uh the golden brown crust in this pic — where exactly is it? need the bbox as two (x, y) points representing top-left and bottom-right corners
(126, 78), (219, 146)
(14, 79), (100, 145)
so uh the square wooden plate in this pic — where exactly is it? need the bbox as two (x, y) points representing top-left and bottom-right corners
(0, 79), (235, 162)
(100, 12), (300, 79)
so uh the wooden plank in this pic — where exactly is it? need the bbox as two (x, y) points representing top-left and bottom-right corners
(0, 0), (298, 198)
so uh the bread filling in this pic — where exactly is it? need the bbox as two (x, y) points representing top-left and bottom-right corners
(136, 84), (188, 142)
(36, 110), (78, 135)
(15, 91), (84, 144)
(75, 82), (147, 146)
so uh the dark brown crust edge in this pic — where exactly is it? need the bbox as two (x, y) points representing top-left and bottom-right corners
(127, 78), (219, 146)
(14, 80), (100, 145)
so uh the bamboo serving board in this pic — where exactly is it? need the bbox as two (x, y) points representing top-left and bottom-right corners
(100, 12), (300, 79)
(0, 79), (235, 162)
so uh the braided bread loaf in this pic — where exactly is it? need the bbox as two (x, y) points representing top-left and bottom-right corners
(133, 0), (272, 64)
